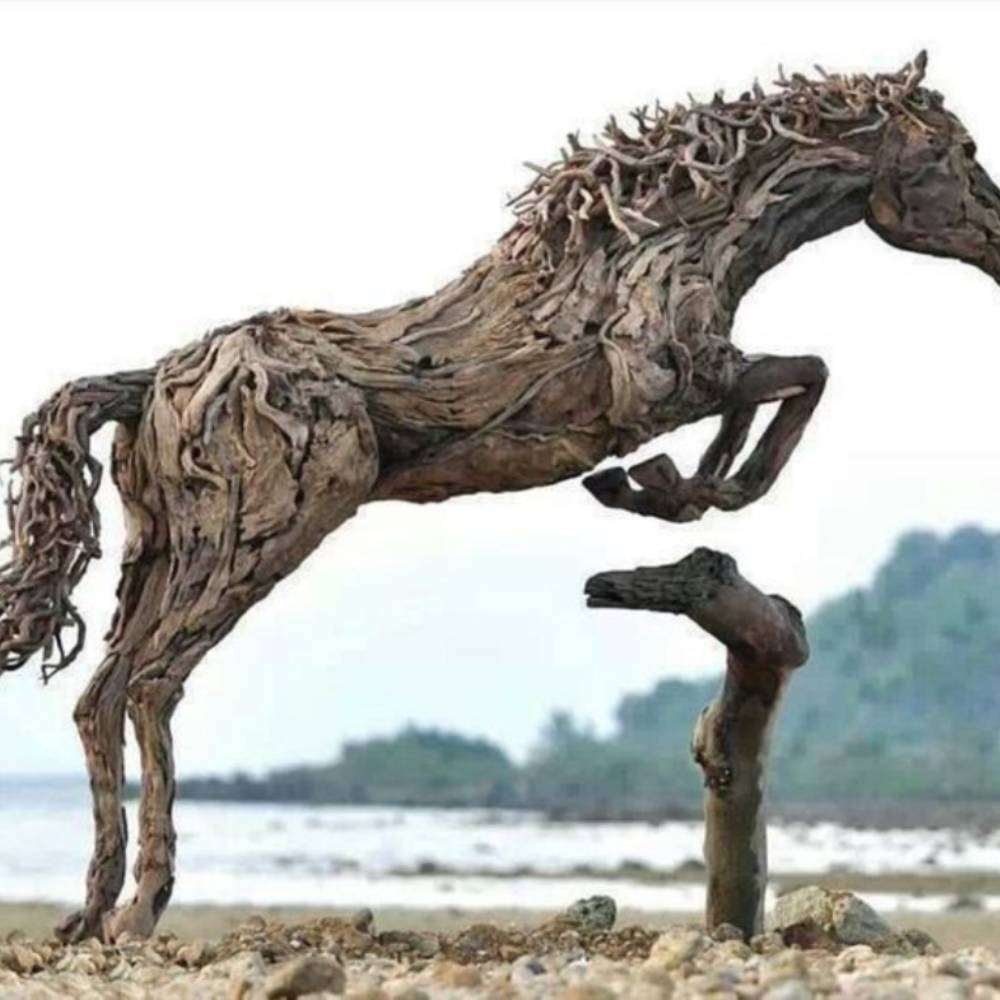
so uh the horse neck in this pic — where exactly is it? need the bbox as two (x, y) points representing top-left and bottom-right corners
(719, 145), (875, 310)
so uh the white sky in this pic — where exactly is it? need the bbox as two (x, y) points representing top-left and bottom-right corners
(2, 1), (1000, 778)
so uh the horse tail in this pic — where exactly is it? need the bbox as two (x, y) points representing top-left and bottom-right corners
(0, 369), (155, 680)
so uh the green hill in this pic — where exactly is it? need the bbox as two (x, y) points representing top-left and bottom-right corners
(774, 525), (1000, 801)
(180, 526), (1000, 811)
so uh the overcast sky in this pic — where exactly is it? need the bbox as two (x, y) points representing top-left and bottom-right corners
(2, 1), (1000, 779)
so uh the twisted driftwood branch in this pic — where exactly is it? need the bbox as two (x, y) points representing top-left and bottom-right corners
(585, 548), (809, 938)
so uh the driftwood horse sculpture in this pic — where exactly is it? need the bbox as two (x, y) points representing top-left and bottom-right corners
(1, 53), (998, 941)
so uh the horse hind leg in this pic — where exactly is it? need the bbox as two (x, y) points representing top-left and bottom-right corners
(104, 357), (379, 940)
(54, 653), (132, 943)
(55, 426), (172, 944)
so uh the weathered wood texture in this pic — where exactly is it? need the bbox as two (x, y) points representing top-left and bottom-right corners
(586, 548), (808, 939)
(0, 53), (998, 940)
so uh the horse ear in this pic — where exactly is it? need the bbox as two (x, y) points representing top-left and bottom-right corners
(905, 49), (928, 86)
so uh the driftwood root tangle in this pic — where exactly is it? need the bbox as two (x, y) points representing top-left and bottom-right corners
(586, 548), (809, 939)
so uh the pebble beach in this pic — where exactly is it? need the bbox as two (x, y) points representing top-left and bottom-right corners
(2, 888), (998, 998)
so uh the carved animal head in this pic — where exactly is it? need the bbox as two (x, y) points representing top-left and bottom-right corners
(866, 84), (1000, 280)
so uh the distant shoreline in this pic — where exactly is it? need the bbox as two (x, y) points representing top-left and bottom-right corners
(155, 792), (1000, 832)
(13, 772), (1000, 831)
(378, 863), (1000, 898)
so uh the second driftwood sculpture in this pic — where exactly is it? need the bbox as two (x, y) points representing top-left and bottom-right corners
(2, 52), (999, 941)
(586, 548), (809, 938)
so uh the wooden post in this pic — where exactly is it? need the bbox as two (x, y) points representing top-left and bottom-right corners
(585, 547), (809, 939)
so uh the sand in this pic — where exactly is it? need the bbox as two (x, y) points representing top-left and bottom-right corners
(0, 903), (1000, 949)
(1, 900), (998, 950)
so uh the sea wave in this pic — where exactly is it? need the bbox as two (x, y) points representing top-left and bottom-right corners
(2, 779), (998, 912)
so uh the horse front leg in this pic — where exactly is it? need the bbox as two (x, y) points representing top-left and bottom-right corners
(583, 354), (828, 521)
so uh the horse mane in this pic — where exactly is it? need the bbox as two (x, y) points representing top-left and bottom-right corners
(504, 52), (937, 270)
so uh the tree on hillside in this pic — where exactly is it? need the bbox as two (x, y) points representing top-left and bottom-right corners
(183, 527), (1000, 811)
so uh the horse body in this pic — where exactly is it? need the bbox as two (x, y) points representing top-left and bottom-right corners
(3, 53), (1000, 940)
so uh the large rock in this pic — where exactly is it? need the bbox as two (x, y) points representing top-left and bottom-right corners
(561, 896), (618, 932)
(771, 886), (892, 946)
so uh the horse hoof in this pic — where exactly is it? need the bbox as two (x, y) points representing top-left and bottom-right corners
(582, 467), (631, 507)
(104, 903), (157, 942)
(54, 908), (99, 944)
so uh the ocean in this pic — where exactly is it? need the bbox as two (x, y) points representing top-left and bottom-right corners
(2, 777), (998, 915)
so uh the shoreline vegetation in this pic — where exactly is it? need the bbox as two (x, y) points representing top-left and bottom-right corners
(177, 527), (1000, 825)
